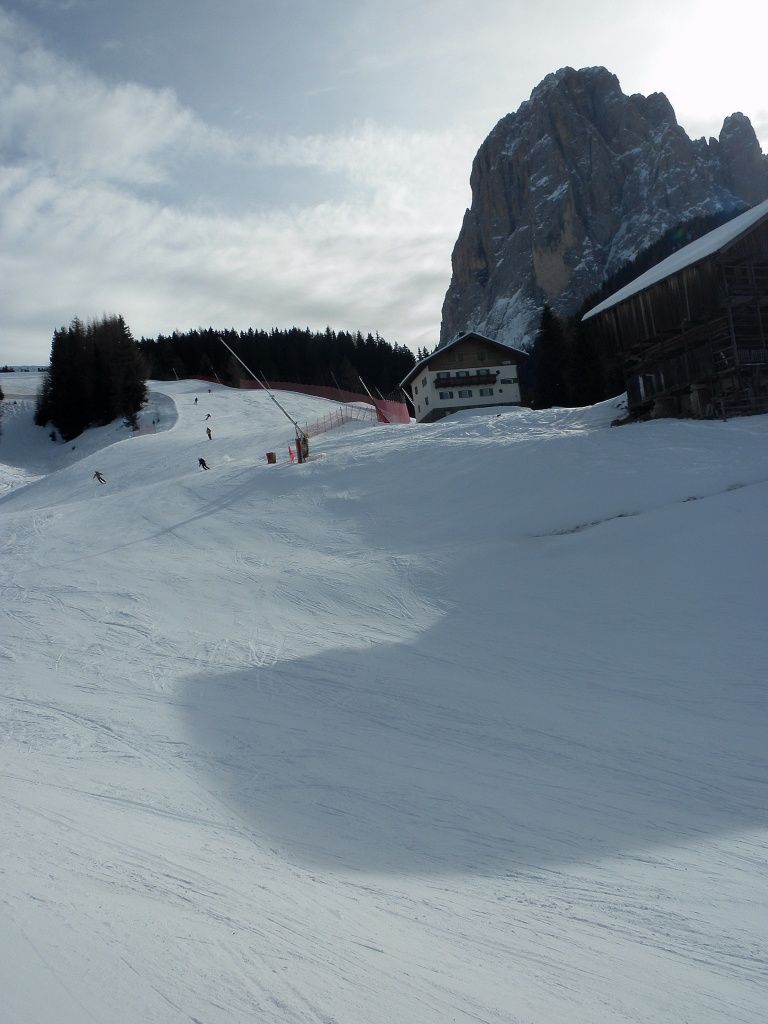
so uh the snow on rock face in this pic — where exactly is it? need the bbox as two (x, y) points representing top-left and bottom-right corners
(440, 65), (768, 348)
(1, 382), (768, 1024)
(585, 198), (768, 319)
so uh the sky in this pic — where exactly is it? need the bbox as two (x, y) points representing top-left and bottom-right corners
(1, 0), (767, 364)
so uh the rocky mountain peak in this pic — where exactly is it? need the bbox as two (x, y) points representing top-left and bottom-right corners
(717, 113), (768, 205)
(440, 67), (768, 348)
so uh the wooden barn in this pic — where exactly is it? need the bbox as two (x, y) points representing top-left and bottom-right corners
(583, 199), (768, 419)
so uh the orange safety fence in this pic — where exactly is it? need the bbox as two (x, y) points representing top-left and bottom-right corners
(299, 404), (378, 439)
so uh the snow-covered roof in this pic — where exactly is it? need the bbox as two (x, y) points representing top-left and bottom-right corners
(582, 198), (768, 321)
(400, 332), (528, 388)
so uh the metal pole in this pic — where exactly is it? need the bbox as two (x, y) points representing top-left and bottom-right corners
(206, 358), (221, 385)
(219, 336), (305, 438)
(400, 387), (415, 411)
(358, 375), (376, 403)
(330, 370), (345, 401)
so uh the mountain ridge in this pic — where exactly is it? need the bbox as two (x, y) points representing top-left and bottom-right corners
(440, 66), (768, 347)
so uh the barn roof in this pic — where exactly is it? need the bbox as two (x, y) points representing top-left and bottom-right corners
(400, 332), (528, 387)
(582, 197), (768, 322)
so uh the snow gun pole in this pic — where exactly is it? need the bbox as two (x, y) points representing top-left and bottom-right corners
(206, 358), (221, 385)
(359, 375), (389, 423)
(358, 376), (376, 403)
(330, 370), (345, 403)
(400, 387), (415, 412)
(218, 336), (306, 438)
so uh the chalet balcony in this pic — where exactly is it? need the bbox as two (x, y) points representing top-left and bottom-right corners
(711, 347), (768, 372)
(737, 346), (768, 366)
(433, 372), (500, 387)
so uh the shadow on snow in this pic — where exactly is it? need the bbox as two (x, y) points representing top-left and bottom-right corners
(180, 585), (767, 875)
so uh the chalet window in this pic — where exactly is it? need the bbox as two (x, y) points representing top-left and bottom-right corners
(500, 378), (516, 384)
(438, 390), (454, 399)
(479, 387), (494, 396)
(425, 396), (429, 405)
(458, 389), (472, 398)
(457, 370), (469, 377)
(478, 368), (490, 376)
(436, 371), (450, 379)
(414, 386), (418, 394)
(421, 377), (427, 386)
(501, 359), (511, 365)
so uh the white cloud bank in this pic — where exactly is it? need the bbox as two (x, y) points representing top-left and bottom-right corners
(0, 10), (474, 363)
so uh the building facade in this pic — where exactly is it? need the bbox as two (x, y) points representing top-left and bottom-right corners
(583, 199), (768, 419)
(401, 333), (528, 423)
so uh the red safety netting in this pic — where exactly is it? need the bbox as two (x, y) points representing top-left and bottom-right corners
(194, 377), (410, 424)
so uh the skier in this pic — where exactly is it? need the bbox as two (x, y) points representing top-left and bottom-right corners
(194, 397), (198, 405)
(206, 427), (212, 440)
(288, 445), (296, 464)
(205, 413), (212, 420)
(93, 470), (106, 484)
(198, 457), (210, 470)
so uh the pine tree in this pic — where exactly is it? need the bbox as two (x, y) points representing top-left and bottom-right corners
(532, 306), (568, 409)
(36, 319), (92, 440)
(567, 321), (605, 407)
(35, 315), (146, 440)
(105, 315), (146, 427)
(136, 323), (415, 396)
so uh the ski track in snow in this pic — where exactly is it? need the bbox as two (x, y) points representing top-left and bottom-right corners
(1, 374), (767, 1023)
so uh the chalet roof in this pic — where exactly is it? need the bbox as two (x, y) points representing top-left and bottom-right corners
(400, 332), (529, 388)
(582, 197), (768, 322)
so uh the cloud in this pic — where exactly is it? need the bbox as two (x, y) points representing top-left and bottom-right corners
(0, 9), (230, 185)
(0, 9), (477, 362)
(4, 1), (767, 368)
(0, 151), (467, 362)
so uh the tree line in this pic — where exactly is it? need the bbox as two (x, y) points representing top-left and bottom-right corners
(137, 326), (416, 397)
(35, 316), (146, 441)
(528, 207), (744, 409)
(33, 319), (415, 442)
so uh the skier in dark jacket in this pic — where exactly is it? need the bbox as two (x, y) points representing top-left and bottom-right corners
(93, 470), (106, 484)
(206, 427), (212, 440)
(198, 457), (209, 470)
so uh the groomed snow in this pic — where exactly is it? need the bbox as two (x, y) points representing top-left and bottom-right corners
(1, 375), (767, 1023)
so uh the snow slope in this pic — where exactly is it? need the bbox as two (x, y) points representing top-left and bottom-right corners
(1, 376), (767, 1023)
